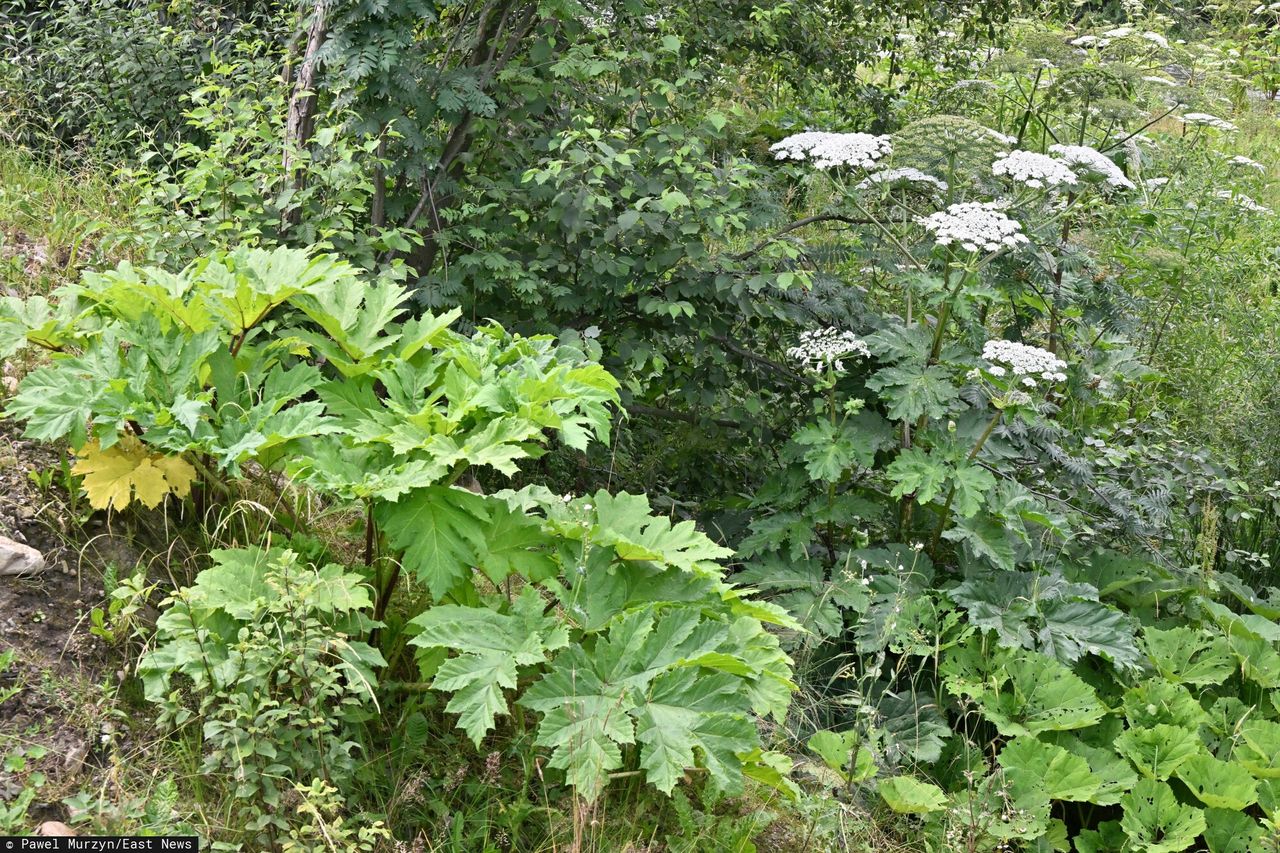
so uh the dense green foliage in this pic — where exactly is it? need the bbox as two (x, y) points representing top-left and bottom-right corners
(3, 0), (1280, 851)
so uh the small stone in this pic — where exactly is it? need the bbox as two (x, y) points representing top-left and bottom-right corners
(36, 821), (76, 837)
(1, 376), (16, 396)
(62, 741), (89, 774)
(0, 535), (46, 575)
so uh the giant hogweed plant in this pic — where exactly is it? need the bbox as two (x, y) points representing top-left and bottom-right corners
(734, 116), (1280, 849)
(0, 245), (797, 806)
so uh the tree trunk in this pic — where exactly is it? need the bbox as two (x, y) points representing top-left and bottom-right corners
(281, 0), (328, 231)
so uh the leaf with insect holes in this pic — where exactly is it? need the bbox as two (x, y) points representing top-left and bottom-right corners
(941, 641), (1106, 737)
(1142, 626), (1236, 685)
(1120, 779), (1205, 853)
(1176, 753), (1257, 810)
(1203, 809), (1266, 853)
(998, 736), (1099, 802)
(1115, 724), (1203, 780)
(71, 437), (196, 510)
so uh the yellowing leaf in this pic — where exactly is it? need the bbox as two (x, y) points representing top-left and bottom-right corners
(72, 438), (196, 510)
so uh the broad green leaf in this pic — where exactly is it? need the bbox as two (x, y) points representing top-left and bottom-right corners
(949, 463), (995, 517)
(942, 514), (1016, 571)
(943, 643), (1106, 737)
(792, 412), (892, 481)
(633, 667), (756, 795)
(399, 308), (462, 360)
(879, 776), (948, 814)
(948, 572), (1037, 649)
(809, 730), (859, 776)
(878, 692), (950, 765)
(867, 362), (958, 422)
(1201, 598), (1280, 643)
(7, 361), (99, 446)
(292, 277), (408, 370)
(189, 548), (372, 620)
(741, 749), (802, 800)
(1038, 598), (1141, 670)
(519, 606), (760, 801)
(1228, 632), (1280, 688)
(1044, 733), (1137, 806)
(377, 486), (491, 598)
(588, 491), (733, 572)
(409, 587), (568, 744)
(1114, 724), (1203, 780)
(1122, 680), (1210, 731)
(478, 501), (557, 583)
(886, 447), (949, 504)
(1119, 779), (1205, 853)
(1176, 753), (1257, 810)
(998, 737), (1098, 802)
(1239, 720), (1280, 778)
(1203, 808), (1265, 853)
(1074, 821), (1127, 853)
(1142, 626), (1236, 685)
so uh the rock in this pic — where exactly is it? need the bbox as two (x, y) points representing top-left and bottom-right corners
(37, 821), (76, 836)
(62, 739), (89, 775)
(0, 535), (46, 575)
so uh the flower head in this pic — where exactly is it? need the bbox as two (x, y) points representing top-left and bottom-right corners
(1048, 144), (1135, 189)
(981, 339), (1067, 383)
(857, 167), (949, 192)
(916, 201), (1029, 253)
(1229, 155), (1266, 173)
(1182, 112), (1237, 132)
(992, 150), (1079, 190)
(1215, 190), (1272, 213)
(1142, 31), (1170, 50)
(769, 131), (893, 169)
(786, 328), (871, 373)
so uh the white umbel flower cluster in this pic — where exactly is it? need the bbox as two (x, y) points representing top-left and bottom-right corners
(1142, 31), (1170, 49)
(786, 328), (871, 373)
(1215, 190), (1272, 214)
(769, 131), (893, 169)
(857, 167), (949, 192)
(916, 202), (1029, 252)
(1229, 155), (1266, 172)
(981, 340), (1068, 386)
(1048, 144), (1136, 189)
(992, 150), (1078, 189)
(1182, 112), (1238, 132)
